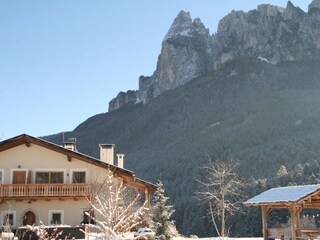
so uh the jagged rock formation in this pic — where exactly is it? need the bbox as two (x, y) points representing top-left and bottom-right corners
(109, 11), (212, 111)
(309, 0), (320, 13)
(213, 2), (320, 68)
(109, 1), (320, 112)
(108, 90), (137, 111)
(135, 11), (213, 104)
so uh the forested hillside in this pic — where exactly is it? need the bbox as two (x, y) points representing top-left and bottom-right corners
(45, 56), (320, 236)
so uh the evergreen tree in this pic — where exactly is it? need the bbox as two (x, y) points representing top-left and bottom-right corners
(151, 180), (175, 240)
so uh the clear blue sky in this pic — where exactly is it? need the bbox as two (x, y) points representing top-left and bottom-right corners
(0, 1), (309, 140)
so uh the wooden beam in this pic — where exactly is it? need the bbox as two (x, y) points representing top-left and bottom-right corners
(296, 207), (302, 239)
(67, 155), (72, 162)
(290, 205), (297, 240)
(145, 189), (150, 209)
(302, 204), (320, 208)
(261, 205), (270, 240)
(245, 203), (293, 208)
(25, 142), (30, 147)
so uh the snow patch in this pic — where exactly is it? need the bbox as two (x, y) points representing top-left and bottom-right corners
(258, 56), (277, 65)
(165, 30), (191, 40)
(208, 122), (221, 129)
(179, 30), (191, 37)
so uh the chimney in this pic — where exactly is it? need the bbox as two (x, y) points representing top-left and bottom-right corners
(99, 144), (115, 165)
(117, 154), (125, 168)
(63, 138), (77, 151)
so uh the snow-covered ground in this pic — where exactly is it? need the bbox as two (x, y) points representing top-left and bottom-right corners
(173, 238), (263, 240)
(86, 232), (264, 240)
(86, 235), (264, 240)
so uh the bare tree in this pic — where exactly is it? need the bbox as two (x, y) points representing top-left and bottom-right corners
(277, 165), (289, 178)
(197, 156), (243, 239)
(83, 169), (149, 240)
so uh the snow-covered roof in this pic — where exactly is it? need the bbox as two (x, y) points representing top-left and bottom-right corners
(244, 184), (320, 205)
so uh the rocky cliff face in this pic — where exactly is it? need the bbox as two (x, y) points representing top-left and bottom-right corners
(135, 11), (213, 104)
(108, 1), (320, 112)
(309, 0), (320, 13)
(108, 90), (137, 111)
(109, 11), (212, 111)
(213, 2), (320, 67)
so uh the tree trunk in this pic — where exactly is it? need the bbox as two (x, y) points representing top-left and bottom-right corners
(221, 174), (225, 238)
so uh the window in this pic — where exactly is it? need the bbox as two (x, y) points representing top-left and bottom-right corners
(36, 172), (49, 183)
(2, 211), (16, 227)
(51, 213), (61, 224)
(73, 172), (86, 183)
(51, 172), (63, 183)
(0, 170), (3, 184)
(36, 172), (64, 184)
(49, 210), (63, 225)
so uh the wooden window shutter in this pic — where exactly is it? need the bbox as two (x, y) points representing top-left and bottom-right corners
(27, 171), (32, 184)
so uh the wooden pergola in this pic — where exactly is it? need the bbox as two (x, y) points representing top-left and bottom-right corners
(244, 185), (320, 240)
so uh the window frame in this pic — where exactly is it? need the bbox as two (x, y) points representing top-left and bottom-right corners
(0, 169), (4, 184)
(1, 211), (16, 228)
(34, 169), (66, 184)
(70, 169), (88, 184)
(49, 210), (64, 225)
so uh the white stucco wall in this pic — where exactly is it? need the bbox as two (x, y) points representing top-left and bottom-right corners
(0, 142), (124, 228)
(0, 199), (90, 227)
(0, 144), (114, 184)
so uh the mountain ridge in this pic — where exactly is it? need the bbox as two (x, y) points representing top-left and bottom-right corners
(109, 0), (320, 112)
(45, 56), (320, 235)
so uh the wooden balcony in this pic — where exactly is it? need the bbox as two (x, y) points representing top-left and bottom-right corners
(0, 184), (93, 200)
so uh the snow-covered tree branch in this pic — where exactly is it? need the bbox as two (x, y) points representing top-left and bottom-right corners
(83, 169), (149, 240)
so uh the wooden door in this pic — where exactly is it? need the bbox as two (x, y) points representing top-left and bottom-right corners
(23, 211), (36, 225)
(13, 171), (26, 184)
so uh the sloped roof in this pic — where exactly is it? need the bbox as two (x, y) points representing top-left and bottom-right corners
(0, 134), (156, 192)
(244, 184), (320, 205)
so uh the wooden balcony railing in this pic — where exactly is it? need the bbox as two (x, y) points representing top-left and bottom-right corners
(0, 184), (93, 199)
